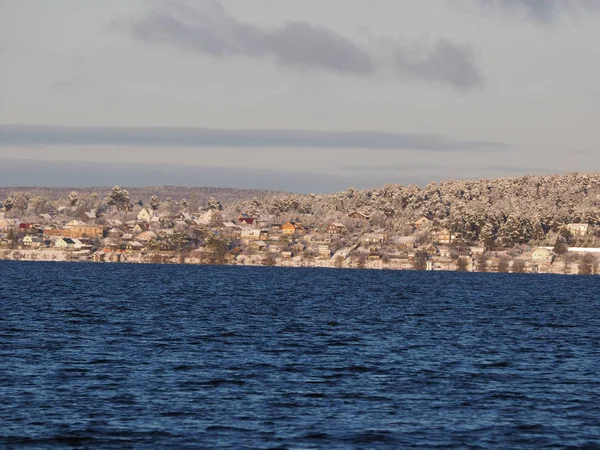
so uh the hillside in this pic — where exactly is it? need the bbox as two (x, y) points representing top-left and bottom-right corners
(230, 172), (600, 246)
(0, 186), (283, 205)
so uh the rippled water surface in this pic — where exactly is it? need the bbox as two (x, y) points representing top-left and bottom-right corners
(1, 261), (599, 449)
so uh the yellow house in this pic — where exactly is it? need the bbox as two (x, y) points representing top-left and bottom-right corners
(281, 221), (306, 235)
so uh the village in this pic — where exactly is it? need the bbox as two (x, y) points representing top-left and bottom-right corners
(1, 196), (599, 275)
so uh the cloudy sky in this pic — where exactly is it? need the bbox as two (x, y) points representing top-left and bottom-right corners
(1, 0), (599, 192)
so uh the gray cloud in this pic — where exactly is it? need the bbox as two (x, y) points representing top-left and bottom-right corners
(111, 0), (482, 91)
(52, 77), (94, 91)
(0, 158), (431, 193)
(346, 163), (554, 174)
(391, 40), (481, 92)
(0, 124), (506, 152)
(480, 0), (599, 23)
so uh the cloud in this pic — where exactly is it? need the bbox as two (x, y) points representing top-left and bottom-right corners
(391, 40), (481, 92)
(111, 0), (483, 91)
(0, 158), (431, 193)
(52, 77), (94, 91)
(0, 124), (506, 152)
(479, 0), (599, 23)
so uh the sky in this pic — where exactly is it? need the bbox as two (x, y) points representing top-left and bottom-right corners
(1, 0), (599, 193)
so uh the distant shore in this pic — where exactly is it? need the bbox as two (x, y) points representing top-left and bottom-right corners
(1, 248), (596, 275)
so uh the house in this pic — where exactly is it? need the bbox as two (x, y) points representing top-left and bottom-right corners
(424, 243), (440, 256)
(362, 233), (388, 245)
(318, 244), (331, 259)
(22, 235), (43, 248)
(250, 240), (268, 251)
(396, 236), (416, 249)
(469, 246), (485, 255)
(126, 241), (145, 252)
(414, 217), (432, 230)
(196, 210), (219, 226)
(238, 214), (255, 226)
(438, 246), (452, 258)
(136, 231), (158, 242)
(84, 211), (97, 221)
(531, 247), (555, 262)
(137, 208), (154, 223)
(327, 222), (347, 235)
(566, 223), (589, 237)
(241, 229), (268, 240)
(281, 221), (306, 235)
(66, 220), (86, 228)
(368, 251), (381, 260)
(66, 225), (103, 238)
(54, 237), (76, 249)
(70, 238), (90, 250)
(348, 211), (370, 221)
(437, 228), (456, 245)
(0, 217), (13, 232)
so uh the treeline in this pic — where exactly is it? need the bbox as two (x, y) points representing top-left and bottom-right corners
(0, 186), (281, 206)
(232, 172), (600, 247)
(2, 172), (599, 248)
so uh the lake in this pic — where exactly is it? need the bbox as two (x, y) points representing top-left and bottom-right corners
(1, 261), (599, 449)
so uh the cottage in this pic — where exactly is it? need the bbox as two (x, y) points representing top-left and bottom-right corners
(437, 228), (456, 245)
(565, 223), (589, 237)
(348, 211), (370, 221)
(318, 244), (331, 259)
(22, 235), (43, 248)
(362, 233), (388, 245)
(414, 217), (432, 230)
(469, 246), (485, 255)
(238, 214), (255, 226)
(396, 236), (416, 249)
(250, 240), (268, 251)
(327, 222), (347, 235)
(424, 243), (440, 256)
(54, 237), (76, 249)
(281, 221), (306, 235)
(137, 208), (154, 223)
(531, 247), (555, 262)
(136, 231), (158, 242)
(241, 229), (267, 240)
(0, 217), (13, 232)
(126, 241), (145, 252)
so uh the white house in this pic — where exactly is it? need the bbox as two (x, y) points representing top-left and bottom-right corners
(531, 247), (555, 262)
(23, 235), (43, 248)
(137, 208), (153, 223)
(54, 237), (76, 249)
(566, 223), (589, 237)
(241, 229), (265, 240)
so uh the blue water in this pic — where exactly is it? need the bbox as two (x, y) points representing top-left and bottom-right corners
(1, 261), (599, 449)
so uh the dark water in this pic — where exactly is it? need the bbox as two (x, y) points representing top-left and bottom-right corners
(1, 261), (599, 449)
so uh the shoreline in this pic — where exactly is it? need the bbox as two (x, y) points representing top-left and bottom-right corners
(1, 248), (596, 275)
